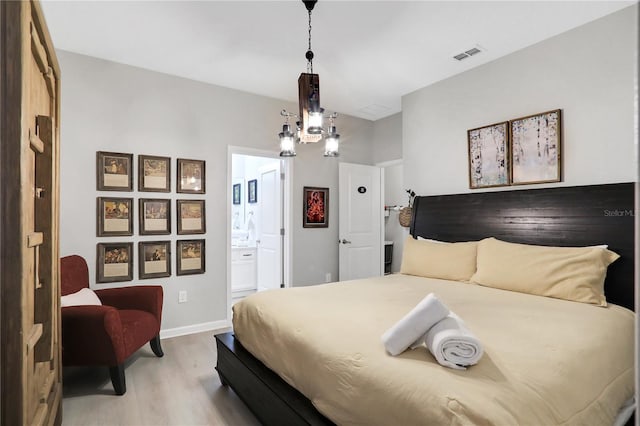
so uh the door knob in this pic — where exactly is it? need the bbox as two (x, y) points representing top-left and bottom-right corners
(341, 239), (352, 244)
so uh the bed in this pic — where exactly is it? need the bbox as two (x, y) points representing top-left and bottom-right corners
(215, 182), (635, 425)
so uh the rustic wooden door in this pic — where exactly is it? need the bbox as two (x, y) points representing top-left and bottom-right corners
(1, 1), (62, 424)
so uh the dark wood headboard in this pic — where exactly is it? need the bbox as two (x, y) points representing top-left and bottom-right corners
(410, 182), (635, 311)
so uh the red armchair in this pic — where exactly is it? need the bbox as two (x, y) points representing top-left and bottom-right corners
(60, 255), (164, 395)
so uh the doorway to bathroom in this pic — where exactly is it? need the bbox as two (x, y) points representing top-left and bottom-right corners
(227, 146), (292, 312)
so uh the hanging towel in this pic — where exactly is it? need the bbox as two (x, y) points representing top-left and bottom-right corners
(381, 293), (450, 356)
(424, 313), (483, 370)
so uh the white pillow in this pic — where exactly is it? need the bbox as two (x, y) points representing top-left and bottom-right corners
(61, 288), (102, 307)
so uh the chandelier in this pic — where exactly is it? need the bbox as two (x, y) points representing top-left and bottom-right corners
(279, 0), (339, 157)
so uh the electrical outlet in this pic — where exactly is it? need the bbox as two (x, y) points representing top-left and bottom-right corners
(178, 290), (187, 303)
(325, 272), (332, 283)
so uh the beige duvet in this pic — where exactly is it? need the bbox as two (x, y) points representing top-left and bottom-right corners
(232, 274), (634, 426)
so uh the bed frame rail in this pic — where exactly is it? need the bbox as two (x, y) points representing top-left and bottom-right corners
(215, 332), (335, 426)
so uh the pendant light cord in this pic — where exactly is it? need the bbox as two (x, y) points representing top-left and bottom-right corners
(307, 9), (313, 74)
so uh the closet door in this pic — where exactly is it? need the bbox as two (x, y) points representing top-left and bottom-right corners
(1, 1), (62, 425)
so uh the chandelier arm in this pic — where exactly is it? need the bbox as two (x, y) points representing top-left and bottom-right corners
(280, 109), (299, 119)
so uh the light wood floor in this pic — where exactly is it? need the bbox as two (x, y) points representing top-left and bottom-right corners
(62, 332), (260, 426)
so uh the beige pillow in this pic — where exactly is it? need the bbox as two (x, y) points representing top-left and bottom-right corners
(400, 236), (478, 281)
(470, 237), (619, 306)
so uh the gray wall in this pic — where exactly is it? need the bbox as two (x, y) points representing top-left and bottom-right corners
(403, 5), (638, 196)
(291, 114), (375, 286)
(57, 50), (375, 331)
(372, 113), (402, 164)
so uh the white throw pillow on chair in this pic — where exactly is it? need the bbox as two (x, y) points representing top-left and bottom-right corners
(61, 288), (102, 307)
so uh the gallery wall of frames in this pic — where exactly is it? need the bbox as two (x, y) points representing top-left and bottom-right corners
(95, 151), (206, 283)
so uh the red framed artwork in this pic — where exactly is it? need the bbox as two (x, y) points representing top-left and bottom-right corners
(303, 186), (328, 228)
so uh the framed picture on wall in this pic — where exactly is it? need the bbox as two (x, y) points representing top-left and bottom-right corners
(467, 122), (510, 189)
(97, 151), (133, 191)
(303, 186), (329, 228)
(138, 241), (171, 279)
(177, 158), (206, 194)
(139, 155), (171, 192)
(177, 199), (206, 234)
(139, 198), (171, 235)
(510, 109), (561, 185)
(177, 239), (205, 275)
(247, 179), (257, 203)
(97, 197), (133, 236)
(233, 183), (241, 205)
(96, 242), (133, 283)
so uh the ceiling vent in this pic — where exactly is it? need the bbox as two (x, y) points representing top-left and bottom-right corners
(453, 46), (484, 61)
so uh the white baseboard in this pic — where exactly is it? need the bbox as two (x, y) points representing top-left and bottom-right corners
(160, 319), (231, 339)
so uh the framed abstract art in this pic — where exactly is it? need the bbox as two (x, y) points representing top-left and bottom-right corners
(467, 122), (509, 189)
(510, 109), (561, 185)
(303, 186), (329, 228)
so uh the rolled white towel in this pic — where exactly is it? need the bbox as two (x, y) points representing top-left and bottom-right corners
(381, 293), (450, 356)
(424, 313), (483, 370)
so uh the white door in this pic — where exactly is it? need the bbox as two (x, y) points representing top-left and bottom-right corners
(339, 163), (384, 280)
(257, 161), (282, 291)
